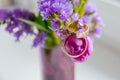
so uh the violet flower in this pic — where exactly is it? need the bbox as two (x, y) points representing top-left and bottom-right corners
(91, 13), (104, 39)
(79, 15), (90, 24)
(93, 13), (104, 27)
(33, 31), (47, 47)
(85, 1), (97, 14)
(51, 19), (60, 30)
(0, 8), (35, 41)
(55, 29), (69, 40)
(84, 1), (104, 41)
(71, 13), (78, 21)
(74, 0), (79, 6)
(0, 9), (11, 21)
(38, 0), (73, 21)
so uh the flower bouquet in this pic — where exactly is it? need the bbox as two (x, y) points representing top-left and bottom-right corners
(0, 0), (104, 80)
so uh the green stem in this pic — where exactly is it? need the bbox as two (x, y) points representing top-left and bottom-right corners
(78, 0), (88, 18)
(71, 0), (77, 13)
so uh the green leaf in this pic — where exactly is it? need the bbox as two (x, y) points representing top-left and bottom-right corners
(34, 12), (51, 29)
(19, 18), (50, 33)
(44, 20), (51, 28)
(34, 12), (52, 32)
(34, 12), (46, 27)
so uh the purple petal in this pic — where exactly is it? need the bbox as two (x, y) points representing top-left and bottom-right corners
(14, 30), (23, 41)
(33, 32), (47, 47)
(51, 19), (60, 30)
(79, 15), (90, 24)
(85, 1), (97, 13)
(38, 0), (73, 21)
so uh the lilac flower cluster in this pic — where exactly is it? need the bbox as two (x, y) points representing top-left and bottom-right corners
(38, 0), (104, 41)
(0, 8), (48, 47)
(85, 1), (104, 40)
(38, 0), (73, 21)
(0, 8), (35, 41)
(38, 0), (73, 40)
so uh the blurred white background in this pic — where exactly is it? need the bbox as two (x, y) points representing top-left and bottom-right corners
(0, 0), (120, 80)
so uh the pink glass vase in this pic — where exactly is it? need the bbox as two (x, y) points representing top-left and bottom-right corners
(40, 46), (74, 80)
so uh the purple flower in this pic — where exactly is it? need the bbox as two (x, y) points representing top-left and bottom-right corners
(5, 22), (17, 33)
(33, 31), (47, 47)
(90, 13), (104, 39)
(0, 8), (35, 41)
(84, 1), (104, 41)
(71, 13), (78, 21)
(93, 13), (104, 27)
(71, 13), (90, 24)
(55, 29), (69, 40)
(85, 1), (97, 14)
(51, 19), (60, 30)
(0, 9), (11, 21)
(93, 27), (102, 38)
(14, 30), (23, 41)
(79, 15), (90, 24)
(38, 0), (73, 21)
(74, 0), (79, 6)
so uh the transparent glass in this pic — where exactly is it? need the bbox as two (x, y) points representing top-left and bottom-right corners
(40, 46), (74, 80)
